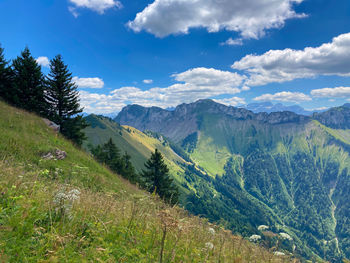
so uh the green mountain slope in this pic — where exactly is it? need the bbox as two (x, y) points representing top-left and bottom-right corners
(115, 99), (350, 261)
(0, 100), (294, 262)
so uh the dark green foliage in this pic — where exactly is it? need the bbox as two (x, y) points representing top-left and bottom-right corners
(181, 132), (198, 153)
(46, 55), (87, 146)
(90, 138), (138, 183)
(141, 149), (179, 204)
(12, 47), (48, 116)
(0, 45), (14, 103)
(119, 152), (138, 184)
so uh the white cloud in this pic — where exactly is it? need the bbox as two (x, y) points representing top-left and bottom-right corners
(221, 38), (243, 46)
(80, 67), (245, 113)
(232, 33), (350, 86)
(36, 57), (50, 67)
(128, 0), (305, 40)
(311, 86), (350, 98)
(253, 91), (311, 103)
(214, 97), (246, 106)
(73, 77), (104, 89)
(143, 79), (153, 84)
(68, 0), (122, 16)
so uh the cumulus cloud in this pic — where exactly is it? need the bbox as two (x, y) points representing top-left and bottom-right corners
(311, 86), (350, 98)
(232, 32), (350, 86)
(73, 77), (104, 89)
(79, 67), (245, 113)
(253, 91), (311, 103)
(36, 56), (50, 67)
(128, 0), (305, 40)
(68, 0), (122, 16)
(143, 79), (153, 84)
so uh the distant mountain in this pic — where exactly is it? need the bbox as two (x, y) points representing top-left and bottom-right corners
(115, 99), (309, 143)
(115, 99), (350, 261)
(243, 102), (316, 115)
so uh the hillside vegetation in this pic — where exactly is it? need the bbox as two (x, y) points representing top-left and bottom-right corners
(0, 100), (295, 262)
(114, 99), (350, 261)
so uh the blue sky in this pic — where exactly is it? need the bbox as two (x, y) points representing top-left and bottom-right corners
(1, 0), (350, 113)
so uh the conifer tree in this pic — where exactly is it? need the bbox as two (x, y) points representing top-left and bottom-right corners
(120, 152), (138, 183)
(12, 47), (48, 115)
(142, 149), (179, 204)
(0, 45), (14, 103)
(89, 138), (138, 183)
(46, 54), (87, 146)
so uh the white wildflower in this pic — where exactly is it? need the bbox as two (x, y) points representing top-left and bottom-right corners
(53, 188), (80, 219)
(274, 251), (285, 256)
(249, 234), (261, 242)
(67, 189), (81, 201)
(258, 225), (269, 231)
(208, 227), (215, 235)
(279, 232), (293, 241)
(205, 242), (214, 250)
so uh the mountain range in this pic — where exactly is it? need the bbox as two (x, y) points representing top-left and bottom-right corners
(243, 102), (321, 115)
(84, 99), (350, 261)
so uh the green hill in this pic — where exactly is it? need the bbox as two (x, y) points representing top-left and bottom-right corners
(0, 100), (293, 262)
(115, 99), (350, 261)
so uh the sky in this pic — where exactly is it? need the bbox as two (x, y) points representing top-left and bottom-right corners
(1, 0), (350, 114)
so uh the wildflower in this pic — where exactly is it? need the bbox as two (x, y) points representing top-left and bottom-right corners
(205, 242), (214, 250)
(208, 227), (215, 235)
(258, 225), (269, 231)
(249, 234), (261, 242)
(53, 188), (80, 219)
(279, 232), (293, 241)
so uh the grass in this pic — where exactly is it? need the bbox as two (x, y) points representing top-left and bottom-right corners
(0, 101), (297, 262)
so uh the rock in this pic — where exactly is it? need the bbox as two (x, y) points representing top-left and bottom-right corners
(42, 118), (60, 132)
(41, 149), (67, 160)
(41, 152), (54, 160)
(55, 149), (67, 160)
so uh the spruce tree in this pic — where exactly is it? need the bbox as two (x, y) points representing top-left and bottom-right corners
(12, 47), (48, 115)
(0, 44), (14, 103)
(142, 149), (179, 204)
(120, 152), (138, 183)
(89, 139), (138, 183)
(46, 54), (87, 146)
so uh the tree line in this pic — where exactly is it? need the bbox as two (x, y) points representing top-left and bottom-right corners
(89, 139), (179, 205)
(0, 44), (87, 146)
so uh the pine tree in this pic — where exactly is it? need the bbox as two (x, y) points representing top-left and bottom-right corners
(12, 47), (48, 116)
(90, 138), (121, 168)
(89, 139), (138, 183)
(142, 149), (179, 204)
(0, 44), (14, 103)
(46, 54), (87, 146)
(120, 152), (138, 183)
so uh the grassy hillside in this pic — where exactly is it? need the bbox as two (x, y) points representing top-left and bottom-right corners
(0, 101), (294, 262)
(84, 115), (187, 177)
